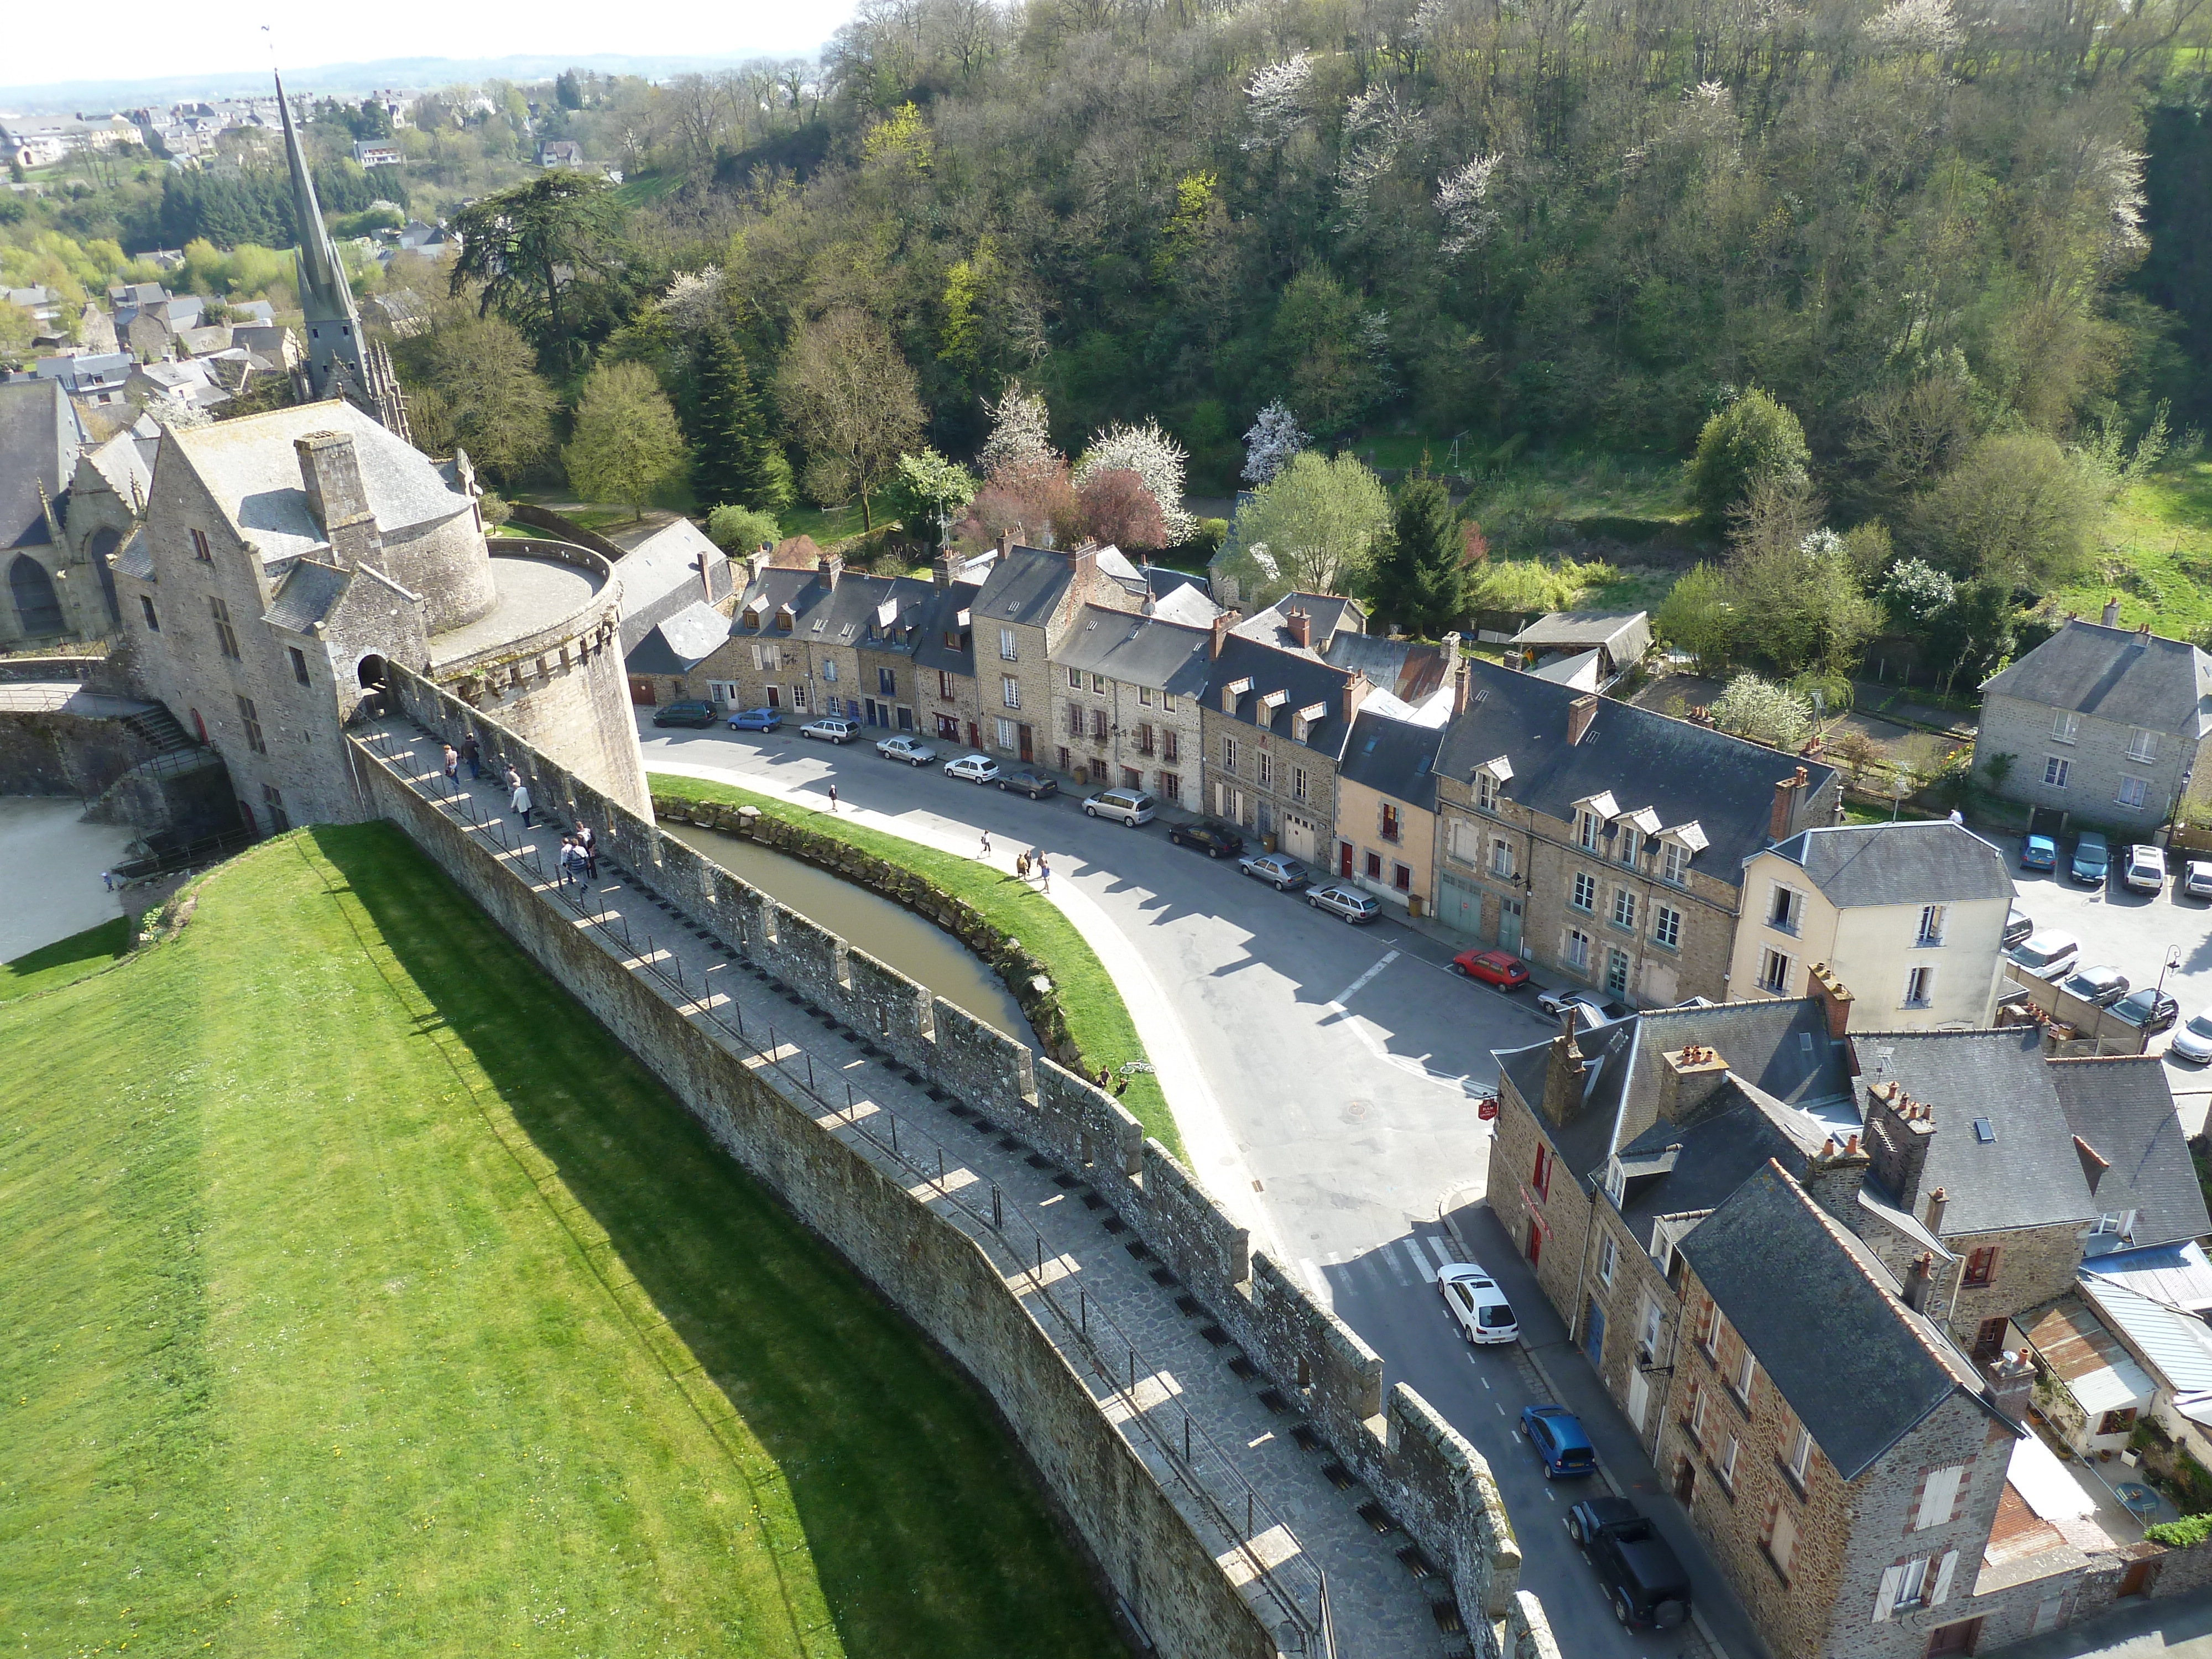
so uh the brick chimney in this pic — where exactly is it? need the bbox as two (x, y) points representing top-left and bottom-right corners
(1538, 1008), (1590, 1127)
(1770, 766), (1808, 842)
(932, 550), (957, 589)
(997, 529), (1013, 559)
(2103, 597), (2122, 627)
(818, 553), (842, 590)
(696, 552), (715, 602)
(1568, 695), (1600, 745)
(1864, 1081), (1938, 1208)
(1924, 1184), (1949, 1233)
(1803, 1133), (1871, 1222)
(1451, 644), (1470, 717)
(1983, 1348), (2036, 1423)
(1656, 1044), (1731, 1124)
(1211, 611), (1233, 660)
(1904, 1251), (1936, 1313)
(1286, 608), (1311, 650)
(1809, 962), (1854, 1038)
(2136, 622), (2152, 649)
(294, 430), (380, 568)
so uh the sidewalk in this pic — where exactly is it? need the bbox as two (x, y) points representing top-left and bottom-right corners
(1443, 1194), (1773, 1659)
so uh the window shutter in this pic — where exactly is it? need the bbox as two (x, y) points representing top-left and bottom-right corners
(1931, 1551), (1958, 1606)
(1874, 1566), (1902, 1623)
(1917, 1465), (1964, 1530)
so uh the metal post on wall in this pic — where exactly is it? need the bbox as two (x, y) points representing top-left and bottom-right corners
(992, 1185), (1003, 1229)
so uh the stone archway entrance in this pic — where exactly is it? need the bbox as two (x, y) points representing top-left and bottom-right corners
(8, 553), (62, 637)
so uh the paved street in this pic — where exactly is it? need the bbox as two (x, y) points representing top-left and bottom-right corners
(639, 719), (1770, 1659)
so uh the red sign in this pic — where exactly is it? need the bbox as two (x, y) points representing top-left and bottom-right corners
(1477, 1097), (1500, 1121)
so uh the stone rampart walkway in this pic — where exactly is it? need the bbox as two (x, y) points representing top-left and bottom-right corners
(359, 716), (1455, 1659)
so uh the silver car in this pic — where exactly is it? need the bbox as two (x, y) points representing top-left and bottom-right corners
(2171, 1010), (2212, 1063)
(1237, 852), (1311, 891)
(1307, 883), (1380, 923)
(2060, 964), (2130, 1008)
(1082, 787), (1156, 826)
(2008, 931), (2080, 981)
(800, 716), (859, 744)
(877, 734), (938, 765)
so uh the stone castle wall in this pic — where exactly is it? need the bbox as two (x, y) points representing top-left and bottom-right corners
(366, 659), (1545, 1659)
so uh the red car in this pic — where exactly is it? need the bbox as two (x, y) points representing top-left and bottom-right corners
(1452, 949), (1531, 990)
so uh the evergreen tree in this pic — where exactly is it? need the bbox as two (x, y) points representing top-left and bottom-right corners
(1366, 474), (1467, 638)
(688, 323), (792, 515)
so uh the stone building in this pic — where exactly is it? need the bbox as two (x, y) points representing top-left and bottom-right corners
(1974, 607), (2212, 830)
(686, 555), (936, 726)
(0, 379), (147, 648)
(1046, 606), (1212, 802)
(1199, 623), (1365, 861)
(1728, 822), (2016, 1030)
(912, 571), (986, 747)
(965, 541), (1145, 766)
(1432, 659), (1841, 1006)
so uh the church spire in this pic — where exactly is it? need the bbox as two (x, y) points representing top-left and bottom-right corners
(275, 71), (357, 337)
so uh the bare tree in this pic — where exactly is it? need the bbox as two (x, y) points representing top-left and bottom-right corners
(776, 310), (925, 530)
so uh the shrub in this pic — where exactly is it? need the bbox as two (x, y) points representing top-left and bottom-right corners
(2147, 1514), (2212, 1548)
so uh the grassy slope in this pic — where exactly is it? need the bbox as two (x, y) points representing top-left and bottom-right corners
(0, 915), (131, 1001)
(646, 774), (1180, 1157)
(2056, 456), (2212, 639)
(0, 825), (1120, 1659)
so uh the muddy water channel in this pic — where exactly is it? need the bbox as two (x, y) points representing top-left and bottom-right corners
(658, 819), (1034, 1043)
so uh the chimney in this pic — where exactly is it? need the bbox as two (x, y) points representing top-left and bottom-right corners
(744, 547), (769, 585)
(932, 550), (956, 589)
(2102, 597), (2122, 627)
(1071, 544), (1098, 597)
(1568, 695), (1600, 746)
(1924, 1185), (1949, 1233)
(997, 529), (1013, 560)
(1656, 1044), (1731, 1124)
(697, 552), (714, 602)
(1211, 611), (1233, 660)
(1803, 1133), (1872, 1222)
(1770, 768), (1807, 842)
(294, 430), (380, 568)
(2136, 622), (2152, 649)
(1286, 608), (1312, 650)
(1538, 1007), (1590, 1127)
(1904, 1251), (1936, 1313)
(1809, 962), (1854, 1038)
(1448, 635), (1471, 717)
(1984, 1348), (2036, 1423)
(818, 553), (842, 589)
(1864, 1083), (1939, 1208)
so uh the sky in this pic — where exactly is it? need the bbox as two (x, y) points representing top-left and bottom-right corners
(15, 0), (862, 88)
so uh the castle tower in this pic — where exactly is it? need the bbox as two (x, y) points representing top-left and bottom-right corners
(275, 72), (410, 443)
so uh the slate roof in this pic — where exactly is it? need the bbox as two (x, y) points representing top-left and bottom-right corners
(911, 582), (982, 680)
(79, 426), (153, 506)
(1054, 606), (1214, 695)
(1339, 710), (1446, 812)
(262, 558), (351, 634)
(625, 600), (733, 676)
(1232, 592), (1367, 658)
(0, 378), (81, 549)
(1604, 1076), (1829, 1249)
(1438, 658), (1838, 876)
(2048, 1056), (2210, 1249)
(111, 524), (153, 581)
(1682, 1161), (1988, 1481)
(1324, 632), (1452, 710)
(1764, 821), (2015, 908)
(730, 565), (937, 658)
(974, 543), (1081, 629)
(1981, 619), (2212, 738)
(1496, 1013), (1645, 1183)
(1510, 610), (1655, 663)
(164, 401), (473, 567)
(1208, 632), (1360, 760)
(614, 518), (729, 654)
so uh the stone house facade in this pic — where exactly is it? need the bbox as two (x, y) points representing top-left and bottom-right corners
(968, 542), (1142, 766)
(911, 576), (985, 748)
(688, 556), (934, 727)
(1046, 605), (1212, 804)
(1198, 621), (1368, 863)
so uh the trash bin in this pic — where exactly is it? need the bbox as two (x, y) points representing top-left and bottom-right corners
(1261, 832), (1277, 853)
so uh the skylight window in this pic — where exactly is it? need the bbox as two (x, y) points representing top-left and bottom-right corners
(1974, 1118), (1996, 1143)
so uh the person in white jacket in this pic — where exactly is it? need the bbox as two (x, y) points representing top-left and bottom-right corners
(511, 780), (533, 828)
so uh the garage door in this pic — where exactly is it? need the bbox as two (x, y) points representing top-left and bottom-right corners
(1438, 873), (1484, 940)
(1282, 813), (1318, 862)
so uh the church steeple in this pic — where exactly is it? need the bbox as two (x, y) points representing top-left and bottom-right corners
(275, 71), (410, 442)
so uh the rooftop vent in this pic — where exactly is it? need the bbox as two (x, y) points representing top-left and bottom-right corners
(1974, 1118), (1996, 1143)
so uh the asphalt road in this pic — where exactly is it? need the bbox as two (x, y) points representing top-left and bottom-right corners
(640, 721), (1748, 1659)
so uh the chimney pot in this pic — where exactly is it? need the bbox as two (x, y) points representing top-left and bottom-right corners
(1568, 695), (1600, 745)
(2103, 598), (2122, 627)
(818, 553), (842, 589)
(2137, 622), (2153, 646)
(1925, 1185), (1949, 1232)
(932, 550), (955, 589)
(1771, 770), (1804, 841)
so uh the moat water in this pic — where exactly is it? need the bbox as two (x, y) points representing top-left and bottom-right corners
(657, 819), (1033, 1043)
(0, 799), (137, 962)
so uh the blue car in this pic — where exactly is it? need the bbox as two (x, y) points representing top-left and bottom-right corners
(2021, 834), (2057, 872)
(2070, 831), (2111, 886)
(1521, 1405), (1599, 1479)
(727, 707), (782, 732)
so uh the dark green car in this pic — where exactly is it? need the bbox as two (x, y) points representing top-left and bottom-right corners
(651, 700), (717, 728)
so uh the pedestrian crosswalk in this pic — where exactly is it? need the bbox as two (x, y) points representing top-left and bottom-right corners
(1300, 1232), (1464, 1307)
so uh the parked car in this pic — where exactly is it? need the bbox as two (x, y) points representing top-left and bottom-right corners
(2125, 843), (2170, 893)
(1566, 1496), (1694, 1630)
(2170, 1010), (2212, 1063)
(2071, 831), (2112, 885)
(1438, 1263), (1519, 1345)
(1537, 988), (1616, 1023)
(1082, 787), (1157, 826)
(2060, 963), (2130, 1008)
(877, 734), (938, 765)
(1237, 853), (1311, 891)
(651, 700), (716, 728)
(2188, 862), (2212, 901)
(1307, 884), (1380, 924)
(996, 767), (1060, 800)
(2008, 931), (2081, 981)
(2021, 833), (2058, 872)
(943, 753), (1000, 782)
(2110, 987), (2180, 1035)
(727, 707), (782, 732)
(1520, 1405), (1599, 1479)
(1452, 949), (1531, 991)
(800, 716), (859, 744)
(2003, 907), (2036, 950)
(1168, 820), (1245, 858)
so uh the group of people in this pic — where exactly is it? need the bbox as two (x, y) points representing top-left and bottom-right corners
(1009, 843), (1050, 892)
(436, 734), (597, 889)
(556, 827), (599, 891)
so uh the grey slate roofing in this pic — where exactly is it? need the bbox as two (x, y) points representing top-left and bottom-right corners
(1054, 606), (1214, 695)
(974, 542), (1081, 629)
(0, 378), (81, 548)
(911, 582), (983, 679)
(1209, 632), (1359, 759)
(2048, 1056), (2211, 1250)
(1764, 821), (2015, 908)
(1437, 658), (1839, 875)
(1497, 1013), (1645, 1184)
(1604, 1075), (1829, 1249)
(625, 600), (733, 676)
(1339, 710), (1446, 812)
(733, 565), (936, 650)
(1510, 610), (1655, 662)
(1232, 592), (1367, 658)
(614, 519), (731, 654)
(1981, 619), (2212, 738)
(263, 558), (350, 634)
(1853, 1028), (2100, 1236)
(1323, 632), (1451, 708)
(1682, 1161), (1990, 1481)
(111, 525), (153, 581)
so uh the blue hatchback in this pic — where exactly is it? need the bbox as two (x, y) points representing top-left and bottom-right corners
(2021, 834), (2057, 872)
(727, 707), (782, 732)
(1521, 1405), (1599, 1479)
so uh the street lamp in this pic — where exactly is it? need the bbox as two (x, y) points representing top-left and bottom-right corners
(2158, 946), (2184, 1001)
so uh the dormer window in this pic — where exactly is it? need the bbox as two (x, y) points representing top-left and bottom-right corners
(1578, 811), (1602, 851)
(1477, 771), (1500, 812)
(776, 611), (792, 632)
(1619, 826), (1640, 865)
(1663, 842), (1688, 883)
(1222, 675), (1253, 712)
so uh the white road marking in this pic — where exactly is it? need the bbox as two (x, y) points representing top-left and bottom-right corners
(1423, 1235), (1457, 1269)
(1326, 951), (1400, 1009)
(1301, 1258), (1333, 1307)
(1481, 1376), (1491, 1391)
(1381, 1245), (1411, 1286)
(1402, 1238), (1439, 1282)
(1319, 953), (1474, 1093)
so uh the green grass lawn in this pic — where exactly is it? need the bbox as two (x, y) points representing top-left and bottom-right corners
(2054, 456), (2212, 640)
(0, 825), (1123, 1659)
(647, 774), (1179, 1157)
(780, 496), (900, 550)
(0, 914), (131, 1001)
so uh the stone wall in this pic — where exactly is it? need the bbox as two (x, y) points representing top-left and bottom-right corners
(0, 708), (155, 798)
(375, 660), (1547, 1659)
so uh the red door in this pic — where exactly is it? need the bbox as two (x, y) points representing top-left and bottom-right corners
(766, 686), (780, 708)
(1339, 842), (1354, 878)
(1526, 1217), (1543, 1266)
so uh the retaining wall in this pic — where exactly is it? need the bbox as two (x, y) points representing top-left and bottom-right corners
(370, 660), (1540, 1658)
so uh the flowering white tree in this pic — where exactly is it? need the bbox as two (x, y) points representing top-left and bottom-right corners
(656, 266), (726, 331)
(979, 380), (1056, 476)
(2081, 140), (2150, 267)
(1075, 419), (1195, 544)
(1242, 53), (1314, 152)
(1436, 153), (1504, 258)
(1241, 401), (1307, 486)
(1864, 0), (1963, 52)
(1335, 85), (1424, 233)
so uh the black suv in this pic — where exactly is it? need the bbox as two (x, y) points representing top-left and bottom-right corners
(1168, 820), (1246, 859)
(1566, 1496), (1692, 1629)
(651, 700), (717, 728)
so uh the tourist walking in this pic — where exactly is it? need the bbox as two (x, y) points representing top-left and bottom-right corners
(505, 764), (521, 794)
(556, 836), (577, 890)
(442, 744), (458, 789)
(511, 778), (534, 828)
(828, 782), (839, 813)
(1016, 851), (1030, 879)
(979, 829), (992, 859)
(1037, 852), (1050, 893)
(576, 823), (598, 878)
(459, 732), (480, 780)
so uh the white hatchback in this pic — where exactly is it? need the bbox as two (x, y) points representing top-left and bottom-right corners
(943, 754), (1000, 784)
(1439, 1263), (1520, 1345)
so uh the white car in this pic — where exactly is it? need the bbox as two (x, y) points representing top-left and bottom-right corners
(877, 734), (937, 765)
(2008, 931), (2081, 982)
(943, 753), (1000, 784)
(2125, 843), (2169, 894)
(2187, 862), (2212, 901)
(800, 716), (859, 744)
(1537, 988), (1613, 1024)
(2171, 1010), (2212, 1064)
(1439, 1262), (1520, 1345)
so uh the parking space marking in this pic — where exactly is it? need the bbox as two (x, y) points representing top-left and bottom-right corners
(1326, 951), (1400, 1010)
